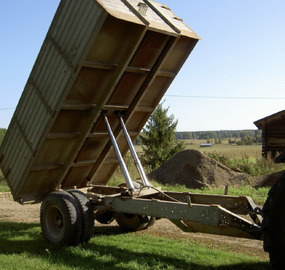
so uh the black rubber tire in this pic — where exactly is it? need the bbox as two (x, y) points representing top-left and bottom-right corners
(40, 191), (82, 246)
(68, 190), (94, 244)
(115, 181), (156, 231)
(115, 213), (151, 231)
(262, 172), (285, 269)
(95, 210), (115, 224)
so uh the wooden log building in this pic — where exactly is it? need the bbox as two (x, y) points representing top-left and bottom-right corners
(254, 110), (285, 161)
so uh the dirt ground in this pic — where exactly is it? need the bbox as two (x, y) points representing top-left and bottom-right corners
(0, 192), (268, 260)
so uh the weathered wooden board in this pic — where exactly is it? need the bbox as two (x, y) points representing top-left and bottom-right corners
(0, 0), (200, 203)
(255, 110), (285, 158)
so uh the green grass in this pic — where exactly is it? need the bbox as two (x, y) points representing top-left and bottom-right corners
(185, 143), (262, 160)
(135, 140), (262, 160)
(0, 222), (269, 270)
(0, 170), (10, 192)
(0, 181), (10, 192)
(207, 152), (285, 176)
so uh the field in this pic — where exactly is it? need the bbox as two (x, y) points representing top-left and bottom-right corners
(184, 140), (261, 159)
(136, 139), (262, 159)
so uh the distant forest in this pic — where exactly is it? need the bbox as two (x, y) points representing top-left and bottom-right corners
(176, 129), (262, 145)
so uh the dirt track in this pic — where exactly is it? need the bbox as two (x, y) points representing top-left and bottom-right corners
(0, 192), (268, 260)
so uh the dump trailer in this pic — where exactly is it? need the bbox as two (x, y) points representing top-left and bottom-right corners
(0, 0), (268, 264)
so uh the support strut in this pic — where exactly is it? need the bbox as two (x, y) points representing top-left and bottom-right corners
(103, 114), (135, 192)
(117, 113), (151, 188)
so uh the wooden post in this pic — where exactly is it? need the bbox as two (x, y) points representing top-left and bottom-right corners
(224, 185), (229, 195)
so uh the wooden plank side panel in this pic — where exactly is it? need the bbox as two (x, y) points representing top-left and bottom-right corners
(77, 137), (110, 162)
(92, 162), (120, 186)
(59, 18), (148, 190)
(65, 68), (115, 104)
(266, 133), (285, 139)
(44, 3), (108, 110)
(20, 169), (63, 199)
(30, 1), (69, 80)
(20, 87), (50, 149)
(18, 21), (112, 200)
(0, 1), (76, 193)
(34, 138), (78, 164)
(4, 128), (33, 198)
(12, 117), (52, 197)
(1, 85), (35, 171)
(1, 1), (108, 201)
(58, 1), (99, 65)
(7, 133), (27, 193)
(82, 3), (200, 187)
(1, 0), (200, 202)
(12, 116), (51, 194)
(0, 122), (19, 180)
(30, 0), (79, 107)
(30, 0), (103, 114)
(15, 16), (109, 200)
(34, 43), (71, 111)
(161, 36), (198, 72)
(51, 110), (91, 133)
(267, 138), (285, 145)
(2, 84), (52, 193)
(61, 165), (95, 188)
(35, 1), (103, 111)
(107, 73), (148, 106)
(85, 34), (177, 185)
(87, 36), (198, 186)
(10, 54), (69, 196)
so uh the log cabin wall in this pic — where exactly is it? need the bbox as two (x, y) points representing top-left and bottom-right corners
(254, 110), (285, 160)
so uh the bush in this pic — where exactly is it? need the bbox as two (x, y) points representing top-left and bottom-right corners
(206, 152), (285, 176)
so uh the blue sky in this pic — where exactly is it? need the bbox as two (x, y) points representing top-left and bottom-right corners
(0, 1), (285, 131)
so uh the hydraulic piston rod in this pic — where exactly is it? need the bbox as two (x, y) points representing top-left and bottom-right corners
(117, 113), (151, 188)
(103, 114), (135, 192)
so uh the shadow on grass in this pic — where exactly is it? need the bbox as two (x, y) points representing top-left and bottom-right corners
(0, 222), (269, 270)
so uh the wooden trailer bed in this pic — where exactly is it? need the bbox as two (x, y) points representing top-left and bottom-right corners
(0, 0), (200, 203)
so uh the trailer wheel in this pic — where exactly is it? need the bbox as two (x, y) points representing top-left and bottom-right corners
(262, 172), (285, 269)
(115, 213), (151, 231)
(68, 190), (94, 244)
(95, 210), (115, 224)
(40, 191), (82, 246)
(116, 181), (156, 231)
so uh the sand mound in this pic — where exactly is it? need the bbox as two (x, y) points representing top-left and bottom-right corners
(147, 149), (253, 189)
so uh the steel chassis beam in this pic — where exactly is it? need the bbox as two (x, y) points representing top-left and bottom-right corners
(88, 188), (262, 240)
(99, 112), (263, 240)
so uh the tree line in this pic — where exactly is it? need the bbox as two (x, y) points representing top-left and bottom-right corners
(176, 130), (262, 145)
(0, 127), (262, 150)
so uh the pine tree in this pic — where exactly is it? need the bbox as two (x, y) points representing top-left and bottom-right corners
(139, 103), (184, 170)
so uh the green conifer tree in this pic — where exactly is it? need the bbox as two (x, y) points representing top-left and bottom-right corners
(139, 103), (184, 170)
